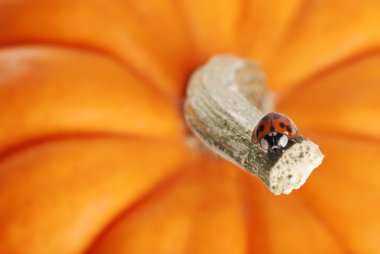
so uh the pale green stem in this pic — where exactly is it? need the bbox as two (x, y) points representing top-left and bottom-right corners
(184, 55), (324, 195)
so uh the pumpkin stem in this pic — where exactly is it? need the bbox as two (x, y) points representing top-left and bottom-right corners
(184, 55), (324, 195)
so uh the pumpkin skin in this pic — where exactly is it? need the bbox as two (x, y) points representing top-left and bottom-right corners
(1, 1), (380, 254)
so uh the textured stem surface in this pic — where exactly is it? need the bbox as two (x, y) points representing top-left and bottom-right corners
(184, 55), (324, 195)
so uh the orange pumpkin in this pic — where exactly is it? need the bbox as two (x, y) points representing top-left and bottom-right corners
(0, 1), (380, 253)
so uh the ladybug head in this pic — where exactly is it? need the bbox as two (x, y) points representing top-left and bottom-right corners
(260, 132), (288, 151)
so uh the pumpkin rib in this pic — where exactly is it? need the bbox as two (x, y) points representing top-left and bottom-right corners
(278, 46), (380, 97)
(236, 172), (271, 253)
(278, 48), (380, 138)
(219, 163), (344, 253)
(0, 46), (184, 154)
(306, 131), (380, 191)
(270, 0), (321, 50)
(180, 158), (248, 254)
(0, 137), (191, 254)
(305, 129), (380, 144)
(237, 0), (303, 60)
(85, 156), (250, 254)
(299, 132), (380, 253)
(0, 41), (123, 71)
(84, 167), (190, 254)
(262, 194), (346, 253)
(0, 132), (181, 166)
(0, 0), (193, 97)
(301, 178), (380, 253)
(293, 193), (351, 253)
(0, 42), (173, 101)
(263, 0), (380, 91)
(232, 0), (250, 42)
(165, 1), (199, 68)
(255, 0), (380, 93)
(238, 170), (345, 253)
(176, 0), (243, 61)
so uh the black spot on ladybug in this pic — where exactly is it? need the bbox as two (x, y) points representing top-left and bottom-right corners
(286, 125), (292, 133)
(262, 115), (269, 121)
(279, 122), (285, 128)
(256, 128), (260, 137)
(273, 113), (281, 119)
(259, 125), (265, 132)
(270, 125), (275, 132)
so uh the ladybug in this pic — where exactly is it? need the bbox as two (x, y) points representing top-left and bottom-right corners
(251, 112), (298, 151)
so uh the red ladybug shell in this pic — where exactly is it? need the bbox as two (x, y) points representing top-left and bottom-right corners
(251, 112), (298, 144)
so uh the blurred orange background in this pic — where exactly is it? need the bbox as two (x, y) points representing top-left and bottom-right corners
(0, 0), (380, 253)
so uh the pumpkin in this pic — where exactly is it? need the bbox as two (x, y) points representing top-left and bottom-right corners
(0, 0), (380, 253)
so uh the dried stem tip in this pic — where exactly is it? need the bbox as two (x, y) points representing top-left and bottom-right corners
(184, 55), (324, 195)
